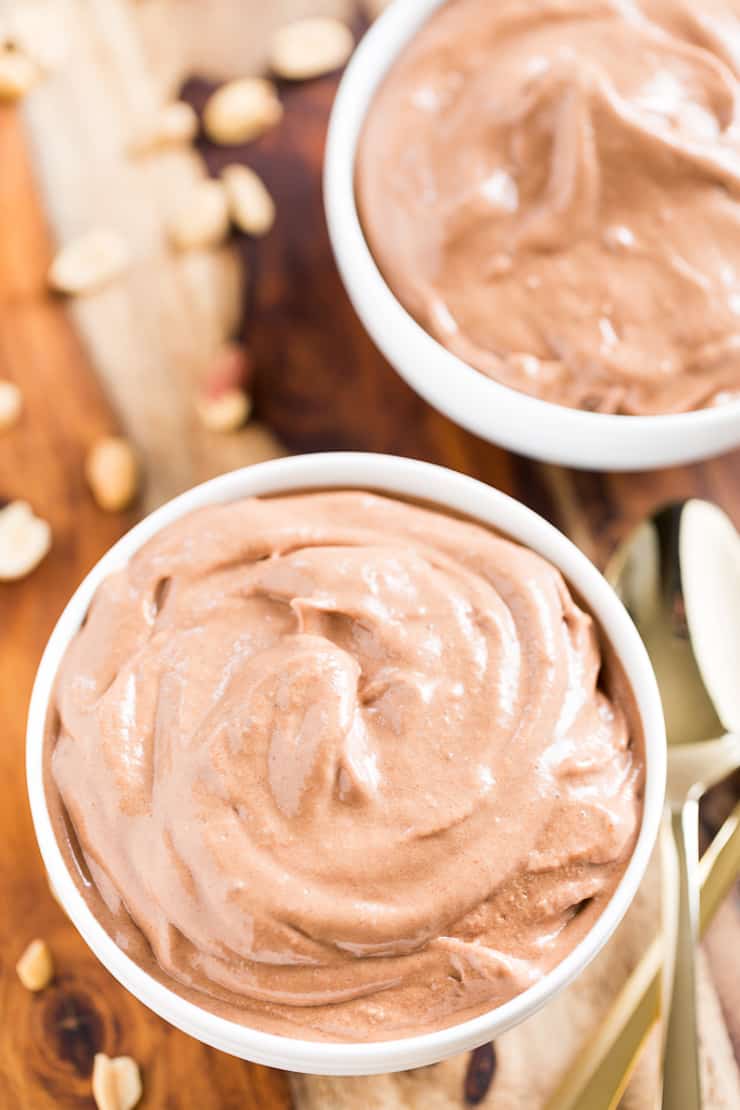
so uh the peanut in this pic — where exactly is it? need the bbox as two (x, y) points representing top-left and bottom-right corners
(16, 939), (54, 991)
(168, 179), (230, 251)
(196, 387), (251, 432)
(0, 501), (51, 581)
(0, 50), (38, 101)
(203, 77), (283, 145)
(0, 380), (22, 431)
(203, 343), (254, 398)
(221, 164), (275, 237)
(85, 436), (139, 512)
(130, 100), (198, 154)
(269, 17), (354, 81)
(92, 1054), (142, 1110)
(48, 229), (130, 295)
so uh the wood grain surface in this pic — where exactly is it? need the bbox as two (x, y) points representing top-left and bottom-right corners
(1, 2), (739, 1107)
(0, 107), (292, 1110)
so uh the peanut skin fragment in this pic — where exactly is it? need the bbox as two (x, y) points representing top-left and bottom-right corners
(16, 939), (54, 991)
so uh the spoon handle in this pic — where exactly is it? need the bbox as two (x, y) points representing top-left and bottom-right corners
(662, 799), (702, 1109)
(544, 803), (740, 1110)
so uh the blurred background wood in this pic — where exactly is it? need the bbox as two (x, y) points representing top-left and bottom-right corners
(1, 0), (738, 1107)
(18, 0), (283, 511)
(0, 106), (292, 1109)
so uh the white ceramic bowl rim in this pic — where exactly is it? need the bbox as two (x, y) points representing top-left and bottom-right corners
(27, 453), (666, 1074)
(323, 0), (740, 470)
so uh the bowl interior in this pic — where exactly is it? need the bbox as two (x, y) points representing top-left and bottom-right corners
(323, 1), (740, 470)
(27, 453), (666, 1073)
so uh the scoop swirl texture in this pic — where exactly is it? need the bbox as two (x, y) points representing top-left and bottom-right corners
(52, 492), (642, 1039)
(357, 0), (740, 413)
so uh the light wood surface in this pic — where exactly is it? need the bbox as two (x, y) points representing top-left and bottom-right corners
(1, 2), (739, 1107)
(18, 0), (291, 511)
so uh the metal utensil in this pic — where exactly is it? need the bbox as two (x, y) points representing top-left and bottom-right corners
(544, 802), (740, 1110)
(608, 499), (740, 1109)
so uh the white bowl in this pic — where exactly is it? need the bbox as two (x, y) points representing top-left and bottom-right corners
(27, 453), (666, 1074)
(324, 0), (740, 471)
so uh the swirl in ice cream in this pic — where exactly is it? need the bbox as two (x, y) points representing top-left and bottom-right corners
(51, 492), (642, 1039)
(356, 0), (740, 414)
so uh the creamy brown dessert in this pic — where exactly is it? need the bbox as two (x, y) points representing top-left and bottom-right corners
(49, 492), (643, 1040)
(356, 0), (740, 414)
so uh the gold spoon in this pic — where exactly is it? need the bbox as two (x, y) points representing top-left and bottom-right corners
(610, 500), (740, 1108)
(547, 499), (740, 1110)
(544, 801), (740, 1110)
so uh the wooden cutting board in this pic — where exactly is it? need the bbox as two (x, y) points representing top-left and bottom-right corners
(1, 2), (739, 1107)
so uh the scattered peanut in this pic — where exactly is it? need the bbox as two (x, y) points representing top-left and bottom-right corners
(85, 436), (139, 512)
(196, 387), (251, 432)
(269, 17), (354, 81)
(48, 229), (130, 295)
(129, 99), (198, 154)
(168, 179), (230, 251)
(0, 501), (51, 581)
(0, 50), (38, 101)
(92, 1054), (143, 1110)
(16, 938), (54, 991)
(0, 380), (22, 431)
(221, 164), (275, 237)
(203, 342), (255, 398)
(203, 77), (283, 145)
